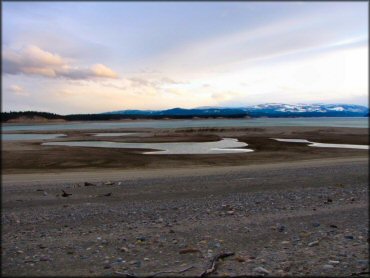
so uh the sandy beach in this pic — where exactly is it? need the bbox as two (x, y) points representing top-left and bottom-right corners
(1, 126), (369, 276)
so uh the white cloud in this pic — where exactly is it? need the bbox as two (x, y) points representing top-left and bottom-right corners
(8, 84), (29, 96)
(3, 45), (118, 80)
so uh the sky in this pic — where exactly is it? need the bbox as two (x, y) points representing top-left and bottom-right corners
(2, 1), (369, 114)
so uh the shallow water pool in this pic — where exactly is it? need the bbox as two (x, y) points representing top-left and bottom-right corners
(42, 138), (253, 154)
(272, 138), (369, 150)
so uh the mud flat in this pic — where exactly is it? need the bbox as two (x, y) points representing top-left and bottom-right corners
(1, 126), (369, 276)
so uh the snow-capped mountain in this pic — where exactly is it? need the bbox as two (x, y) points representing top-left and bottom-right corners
(246, 103), (366, 113)
(104, 104), (368, 117)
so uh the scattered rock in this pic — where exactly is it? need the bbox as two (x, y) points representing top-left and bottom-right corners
(253, 266), (270, 275)
(277, 224), (286, 232)
(104, 181), (114, 185)
(322, 264), (334, 270)
(115, 258), (125, 263)
(103, 193), (112, 197)
(329, 224), (338, 229)
(329, 260), (340, 265)
(84, 182), (96, 186)
(61, 190), (72, 197)
(357, 260), (368, 265)
(344, 235), (354, 240)
(312, 222), (320, 227)
(227, 210), (235, 215)
(308, 240), (319, 247)
(136, 236), (146, 242)
(179, 248), (200, 254)
(235, 256), (245, 262)
(39, 256), (50, 262)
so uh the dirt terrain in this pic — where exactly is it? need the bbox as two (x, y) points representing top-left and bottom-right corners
(2, 126), (368, 173)
(1, 126), (369, 276)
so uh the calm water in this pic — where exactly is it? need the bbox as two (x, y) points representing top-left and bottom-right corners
(91, 132), (139, 137)
(272, 138), (369, 150)
(2, 134), (66, 141)
(42, 138), (253, 154)
(2, 117), (368, 132)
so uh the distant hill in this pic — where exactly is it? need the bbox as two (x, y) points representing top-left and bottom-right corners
(104, 107), (251, 118)
(1, 111), (65, 123)
(105, 104), (369, 117)
(2, 103), (368, 123)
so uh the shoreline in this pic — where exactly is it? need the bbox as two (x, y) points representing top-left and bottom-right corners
(2, 156), (368, 186)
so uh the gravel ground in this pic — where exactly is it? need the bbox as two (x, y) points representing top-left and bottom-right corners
(2, 158), (369, 277)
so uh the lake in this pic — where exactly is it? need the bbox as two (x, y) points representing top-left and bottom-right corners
(2, 134), (66, 141)
(2, 117), (368, 132)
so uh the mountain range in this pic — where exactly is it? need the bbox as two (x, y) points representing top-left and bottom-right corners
(104, 103), (369, 117)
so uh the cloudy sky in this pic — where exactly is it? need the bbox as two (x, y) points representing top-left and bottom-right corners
(2, 2), (368, 114)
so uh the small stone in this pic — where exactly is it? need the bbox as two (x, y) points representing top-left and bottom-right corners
(104, 264), (111, 269)
(144, 257), (149, 261)
(329, 260), (340, 265)
(120, 247), (129, 252)
(227, 210), (235, 215)
(254, 266), (270, 275)
(179, 248), (200, 254)
(235, 256), (245, 262)
(277, 224), (285, 232)
(312, 223), (320, 227)
(43, 191), (48, 196)
(104, 181), (114, 185)
(136, 236), (146, 242)
(308, 240), (319, 247)
(281, 241), (290, 244)
(84, 182), (95, 186)
(322, 264), (334, 270)
(344, 235), (354, 240)
(39, 256), (50, 262)
(357, 260), (368, 265)
(329, 225), (338, 229)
